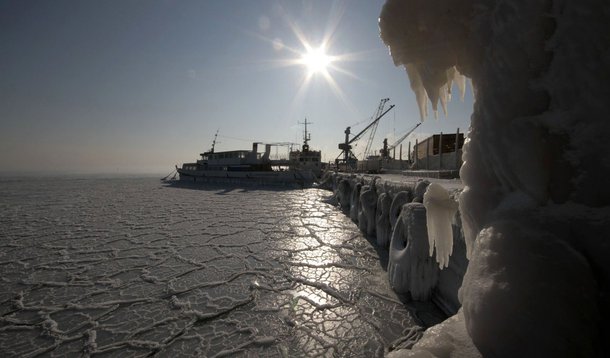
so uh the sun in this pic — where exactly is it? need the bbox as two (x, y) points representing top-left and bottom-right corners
(254, 3), (363, 109)
(300, 46), (333, 75)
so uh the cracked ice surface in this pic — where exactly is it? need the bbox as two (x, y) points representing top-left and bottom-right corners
(0, 177), (419, 357)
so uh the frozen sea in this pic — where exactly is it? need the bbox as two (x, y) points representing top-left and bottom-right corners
(0, 177), (434, 357)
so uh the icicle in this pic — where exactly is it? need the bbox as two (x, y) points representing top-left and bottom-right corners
(423, 183), (458, 269)
(405, 64), (428, 121)
(455, 70), (467, 101)
(439, 83), (449, 117)
(446, 67), (456, 102)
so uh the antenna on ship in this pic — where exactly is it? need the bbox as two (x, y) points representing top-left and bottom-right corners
(298, 118), (312, 152)
(210, 129), (219, 153)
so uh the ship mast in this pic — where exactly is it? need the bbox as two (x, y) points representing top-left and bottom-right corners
(298, 118), (312, 152)
(209, 129), (219, 153)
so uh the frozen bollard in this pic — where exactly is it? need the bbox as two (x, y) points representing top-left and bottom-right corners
(358, 185), (378, 237)
(389, 191), (412, 230)
(413, 179), (430, 203)
(336, 179), (351, 212)
(350, 182), (362, 223)
(376, 192), (393, 247)
(388, 203), (439, 300)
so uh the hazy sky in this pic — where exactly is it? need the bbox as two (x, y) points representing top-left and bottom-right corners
(0, 0), (474, 175)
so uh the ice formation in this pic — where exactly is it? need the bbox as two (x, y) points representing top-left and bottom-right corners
(380, 0), (610, 356)
(336, 178), (351, 212)
(412, 179), (429, 203)
(388, 203), (439, 300)
(375, 192), (393, 247)
(389, 191), (412, 230)
(358, 185), (378, 237)
(387, 309), (481, 358)
(350, 182), (362, 222)
(1, 179), (423, 356)
(423, 183), (458, 269)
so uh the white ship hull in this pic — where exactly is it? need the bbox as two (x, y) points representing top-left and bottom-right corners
(176, 168), (317, 187)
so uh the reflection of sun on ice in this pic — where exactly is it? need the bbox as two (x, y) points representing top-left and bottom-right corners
(300, 46), (333, 75)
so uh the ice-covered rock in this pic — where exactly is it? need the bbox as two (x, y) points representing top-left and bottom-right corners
(461, 219), (599, 357)
(388, 203), (439, 300)
(387, 309), (481, 358)
(375, 192), (393, 247)
(380, 0), (610, 353)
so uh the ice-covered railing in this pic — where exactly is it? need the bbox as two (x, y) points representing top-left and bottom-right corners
(321, 172), (467, 316)
(380, 0), (610, 356)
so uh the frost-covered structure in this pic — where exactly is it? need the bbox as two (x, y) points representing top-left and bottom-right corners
(380, 0), (610, 356)
(389, 191), (412, 229)
(388, 203), (439, 300)
(328, 174), (466, 318)
(350, 182), (363, 223)
(375, 192), (393, 247)
(358, 185), (378, 237)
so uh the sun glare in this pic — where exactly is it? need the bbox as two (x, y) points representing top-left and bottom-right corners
(300, 47), (333, 75)
(255, 3), (363, 110)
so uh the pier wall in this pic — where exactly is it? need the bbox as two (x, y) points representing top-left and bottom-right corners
(319, 172), (468, 317)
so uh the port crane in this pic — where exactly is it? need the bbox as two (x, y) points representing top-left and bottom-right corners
(336, 98), (395, 169)
(362, 98), (390, 159)
(380, 122), (422, 159)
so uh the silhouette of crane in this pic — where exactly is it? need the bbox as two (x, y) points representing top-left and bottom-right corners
(380, 122), (422, 159)
(336, 98), (395, 169)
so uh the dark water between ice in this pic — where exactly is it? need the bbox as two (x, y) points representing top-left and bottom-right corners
(0, 177), (422, 357)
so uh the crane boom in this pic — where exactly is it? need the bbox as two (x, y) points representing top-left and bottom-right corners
(380, 122), (421, 159)
(388, 122), (421, 151)
(362, 98), (389, 158)
(336, 99), (395, 169)
(348, 104), (395, 144)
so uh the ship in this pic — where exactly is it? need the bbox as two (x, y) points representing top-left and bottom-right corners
(288, 118), (322, 177)
(169, 120), (323, 187)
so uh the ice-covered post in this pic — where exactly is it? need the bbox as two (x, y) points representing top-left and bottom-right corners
(400, 143), (403, 162)
(425, 138), (430, 170)
(439, 132), (443, 170)
(414, 139), (418, 169)
(455, 128), (460, 170)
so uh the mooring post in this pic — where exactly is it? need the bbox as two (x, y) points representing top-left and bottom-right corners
(426, 137), (430, 170)
(455, 128), (460, 170)
(414, 139), (419, 169)
(439, 132), (443, 170)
